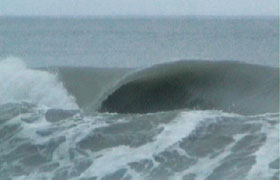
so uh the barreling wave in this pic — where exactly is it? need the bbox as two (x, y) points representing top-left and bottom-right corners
(99, 60), (279, 115)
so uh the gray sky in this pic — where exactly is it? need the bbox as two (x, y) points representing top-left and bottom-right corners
(1, 0), (278, 16)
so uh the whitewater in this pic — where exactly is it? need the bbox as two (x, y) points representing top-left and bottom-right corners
(0, 57), (278, 180)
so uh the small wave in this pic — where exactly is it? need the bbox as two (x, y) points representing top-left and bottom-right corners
(99, 60), (279, 115)
(0, 57), (78, 109)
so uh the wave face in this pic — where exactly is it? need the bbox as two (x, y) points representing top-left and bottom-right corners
(99, 61), (279, 115)
(53, 66), (131, 111)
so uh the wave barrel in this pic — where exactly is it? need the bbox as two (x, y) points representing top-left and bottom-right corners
(99, 61), (279, 115)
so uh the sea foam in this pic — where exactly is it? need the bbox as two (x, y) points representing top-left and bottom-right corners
(0, 57), (77, 109)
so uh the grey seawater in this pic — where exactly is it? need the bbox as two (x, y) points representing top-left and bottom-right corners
(0, 16), (279, 67)
(0, 17), (279, 180)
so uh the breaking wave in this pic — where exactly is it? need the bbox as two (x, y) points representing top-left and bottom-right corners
(99, 60), (279, 115)
(0, 57), (77, 109)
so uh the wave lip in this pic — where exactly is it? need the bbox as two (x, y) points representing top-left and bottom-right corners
(99, 60), (279, 115)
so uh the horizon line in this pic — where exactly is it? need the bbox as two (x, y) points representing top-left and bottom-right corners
(1, 14), (278, 19)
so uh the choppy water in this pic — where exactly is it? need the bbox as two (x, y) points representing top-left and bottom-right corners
(0, 17), (279, 180)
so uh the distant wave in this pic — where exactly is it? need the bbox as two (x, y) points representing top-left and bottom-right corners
(99, 60), (279, 115)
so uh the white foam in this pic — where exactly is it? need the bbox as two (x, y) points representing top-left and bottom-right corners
(0, 57), (77, 109)
(173, 133), (247, 180)
(246, 114), (279, 180)
(80, 110), (225, 179)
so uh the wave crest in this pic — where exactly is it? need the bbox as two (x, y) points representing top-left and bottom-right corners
(99, 60), (279, 114)
(0, 57), (78, 109)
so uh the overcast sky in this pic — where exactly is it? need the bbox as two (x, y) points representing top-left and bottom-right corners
(1, 0), (278, 16)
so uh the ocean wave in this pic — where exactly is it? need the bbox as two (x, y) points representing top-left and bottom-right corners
(6, 58), (277, 115)
(99, 60), (279, 115)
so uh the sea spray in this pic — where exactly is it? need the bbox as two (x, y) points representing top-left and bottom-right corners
(0, 57), (77, 109)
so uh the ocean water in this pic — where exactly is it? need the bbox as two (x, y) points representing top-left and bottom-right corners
(0, 17), (279, 67)
(0, 17), (279, 180)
